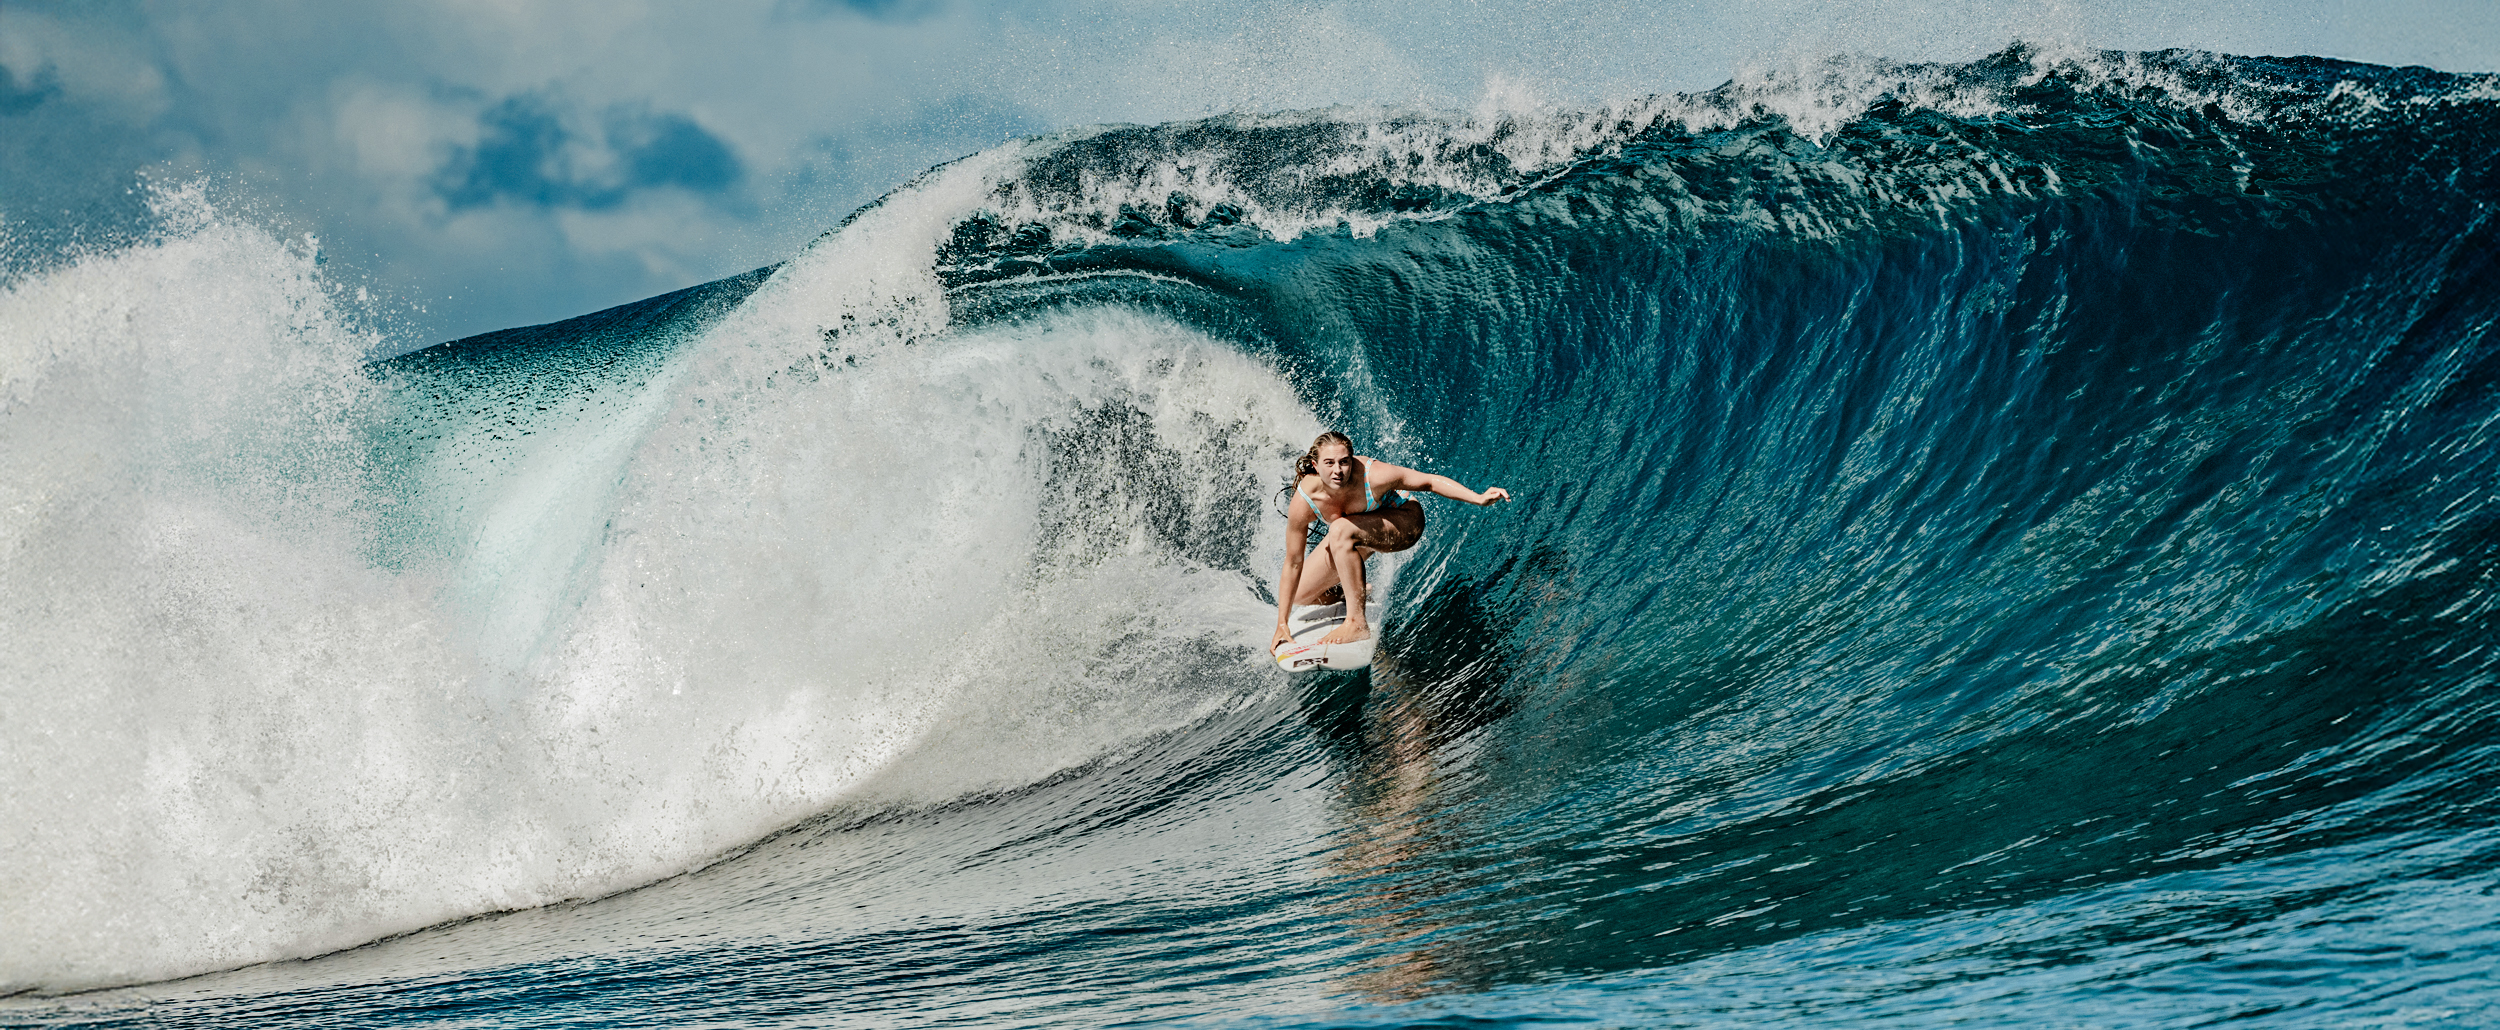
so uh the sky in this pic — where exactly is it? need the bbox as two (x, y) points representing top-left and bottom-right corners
(4, 0), (2495, 346)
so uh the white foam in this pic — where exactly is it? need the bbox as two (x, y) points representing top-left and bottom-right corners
(965, 45), (2457, 265)
(13, 47), (2358, 991)
(0, 169), (1320, 991)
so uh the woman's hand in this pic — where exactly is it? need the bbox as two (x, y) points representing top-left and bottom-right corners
(1271, 624), (1294, 652)
(1476, 486), (1511, 506)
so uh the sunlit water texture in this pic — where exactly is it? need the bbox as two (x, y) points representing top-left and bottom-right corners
(5, 47), (2499, 1028)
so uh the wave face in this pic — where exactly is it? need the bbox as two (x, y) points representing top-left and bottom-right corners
(8, 47), (2500, 1026)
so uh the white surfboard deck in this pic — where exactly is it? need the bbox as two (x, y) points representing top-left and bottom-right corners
(1272, 601), (1376, 672)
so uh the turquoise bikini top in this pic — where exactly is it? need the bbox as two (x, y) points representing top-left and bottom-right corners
(1298, 461), (1402, 522)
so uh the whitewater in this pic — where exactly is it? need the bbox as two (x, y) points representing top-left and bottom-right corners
(5, 46), (2499, 1027)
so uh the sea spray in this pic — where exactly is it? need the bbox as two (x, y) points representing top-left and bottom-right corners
(4, 45), (2498, 1028)
(2, 164), (1316, 990)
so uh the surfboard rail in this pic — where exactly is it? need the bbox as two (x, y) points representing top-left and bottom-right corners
(1273, 601), (1376, 671)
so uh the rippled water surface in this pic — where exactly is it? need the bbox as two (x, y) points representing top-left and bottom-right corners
(6, 47), (2499, 1028)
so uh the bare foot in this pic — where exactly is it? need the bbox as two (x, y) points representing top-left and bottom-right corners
(1316, 622), (1371, 645)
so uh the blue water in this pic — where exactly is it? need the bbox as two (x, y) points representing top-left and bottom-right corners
(6, 47), (2500, 1027)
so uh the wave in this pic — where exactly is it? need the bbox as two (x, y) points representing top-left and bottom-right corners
(5, 45), (2499, 1026)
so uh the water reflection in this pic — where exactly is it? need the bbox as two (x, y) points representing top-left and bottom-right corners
(1308, 579), (1523, 1001)
(1324, 661), (1454, 1001)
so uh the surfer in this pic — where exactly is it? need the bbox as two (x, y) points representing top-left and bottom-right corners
(1273, 431), (1510, 650)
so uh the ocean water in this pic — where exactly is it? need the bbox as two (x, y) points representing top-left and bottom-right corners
(5, 46), (2499, 1027)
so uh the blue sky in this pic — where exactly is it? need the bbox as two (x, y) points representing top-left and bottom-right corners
(4, 0), (2494, 345)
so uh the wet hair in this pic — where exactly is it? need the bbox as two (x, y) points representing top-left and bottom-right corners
(1293, 431), (1354, 479)
(1277, 431), (1355, 517)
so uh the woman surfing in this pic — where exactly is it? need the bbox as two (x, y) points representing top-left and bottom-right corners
(1273, 432), (1511, 652)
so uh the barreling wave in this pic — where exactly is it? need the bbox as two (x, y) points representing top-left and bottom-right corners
(6, 45), (2499, 1027)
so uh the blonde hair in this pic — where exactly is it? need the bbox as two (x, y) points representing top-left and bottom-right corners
(1293, 431), (1354, 479)
(1277, 431), (1356, 517)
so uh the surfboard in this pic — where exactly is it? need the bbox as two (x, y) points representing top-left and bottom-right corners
(1272, 601), (1376, 672)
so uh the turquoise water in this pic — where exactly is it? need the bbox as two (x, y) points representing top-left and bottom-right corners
(5, 47), (2498, 1027)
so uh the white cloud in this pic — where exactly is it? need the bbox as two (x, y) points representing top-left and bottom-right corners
(3, 0), (2492, 344)
(328, 81), (478, 184)
(0, 7), (170, 121)
(551, 191), (745, 285)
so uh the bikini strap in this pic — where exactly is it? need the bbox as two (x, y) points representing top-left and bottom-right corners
(1300, 462), (1385, 520)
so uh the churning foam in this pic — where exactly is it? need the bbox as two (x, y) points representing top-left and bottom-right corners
(1, 167), (1317, 991)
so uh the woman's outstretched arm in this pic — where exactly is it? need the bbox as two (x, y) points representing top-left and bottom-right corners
(1369, 460), (1511, 506)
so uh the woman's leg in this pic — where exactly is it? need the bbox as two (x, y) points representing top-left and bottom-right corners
(1312, 504), (1425, 644)
(1293, 504), (1428, 607)
(1291, 536), (1348, 605)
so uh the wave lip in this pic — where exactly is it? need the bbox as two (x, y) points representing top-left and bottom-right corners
(0, 149), (1314, 994)
(6, 46), (2500, 1027)
(910, 41), (2500, 1017)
